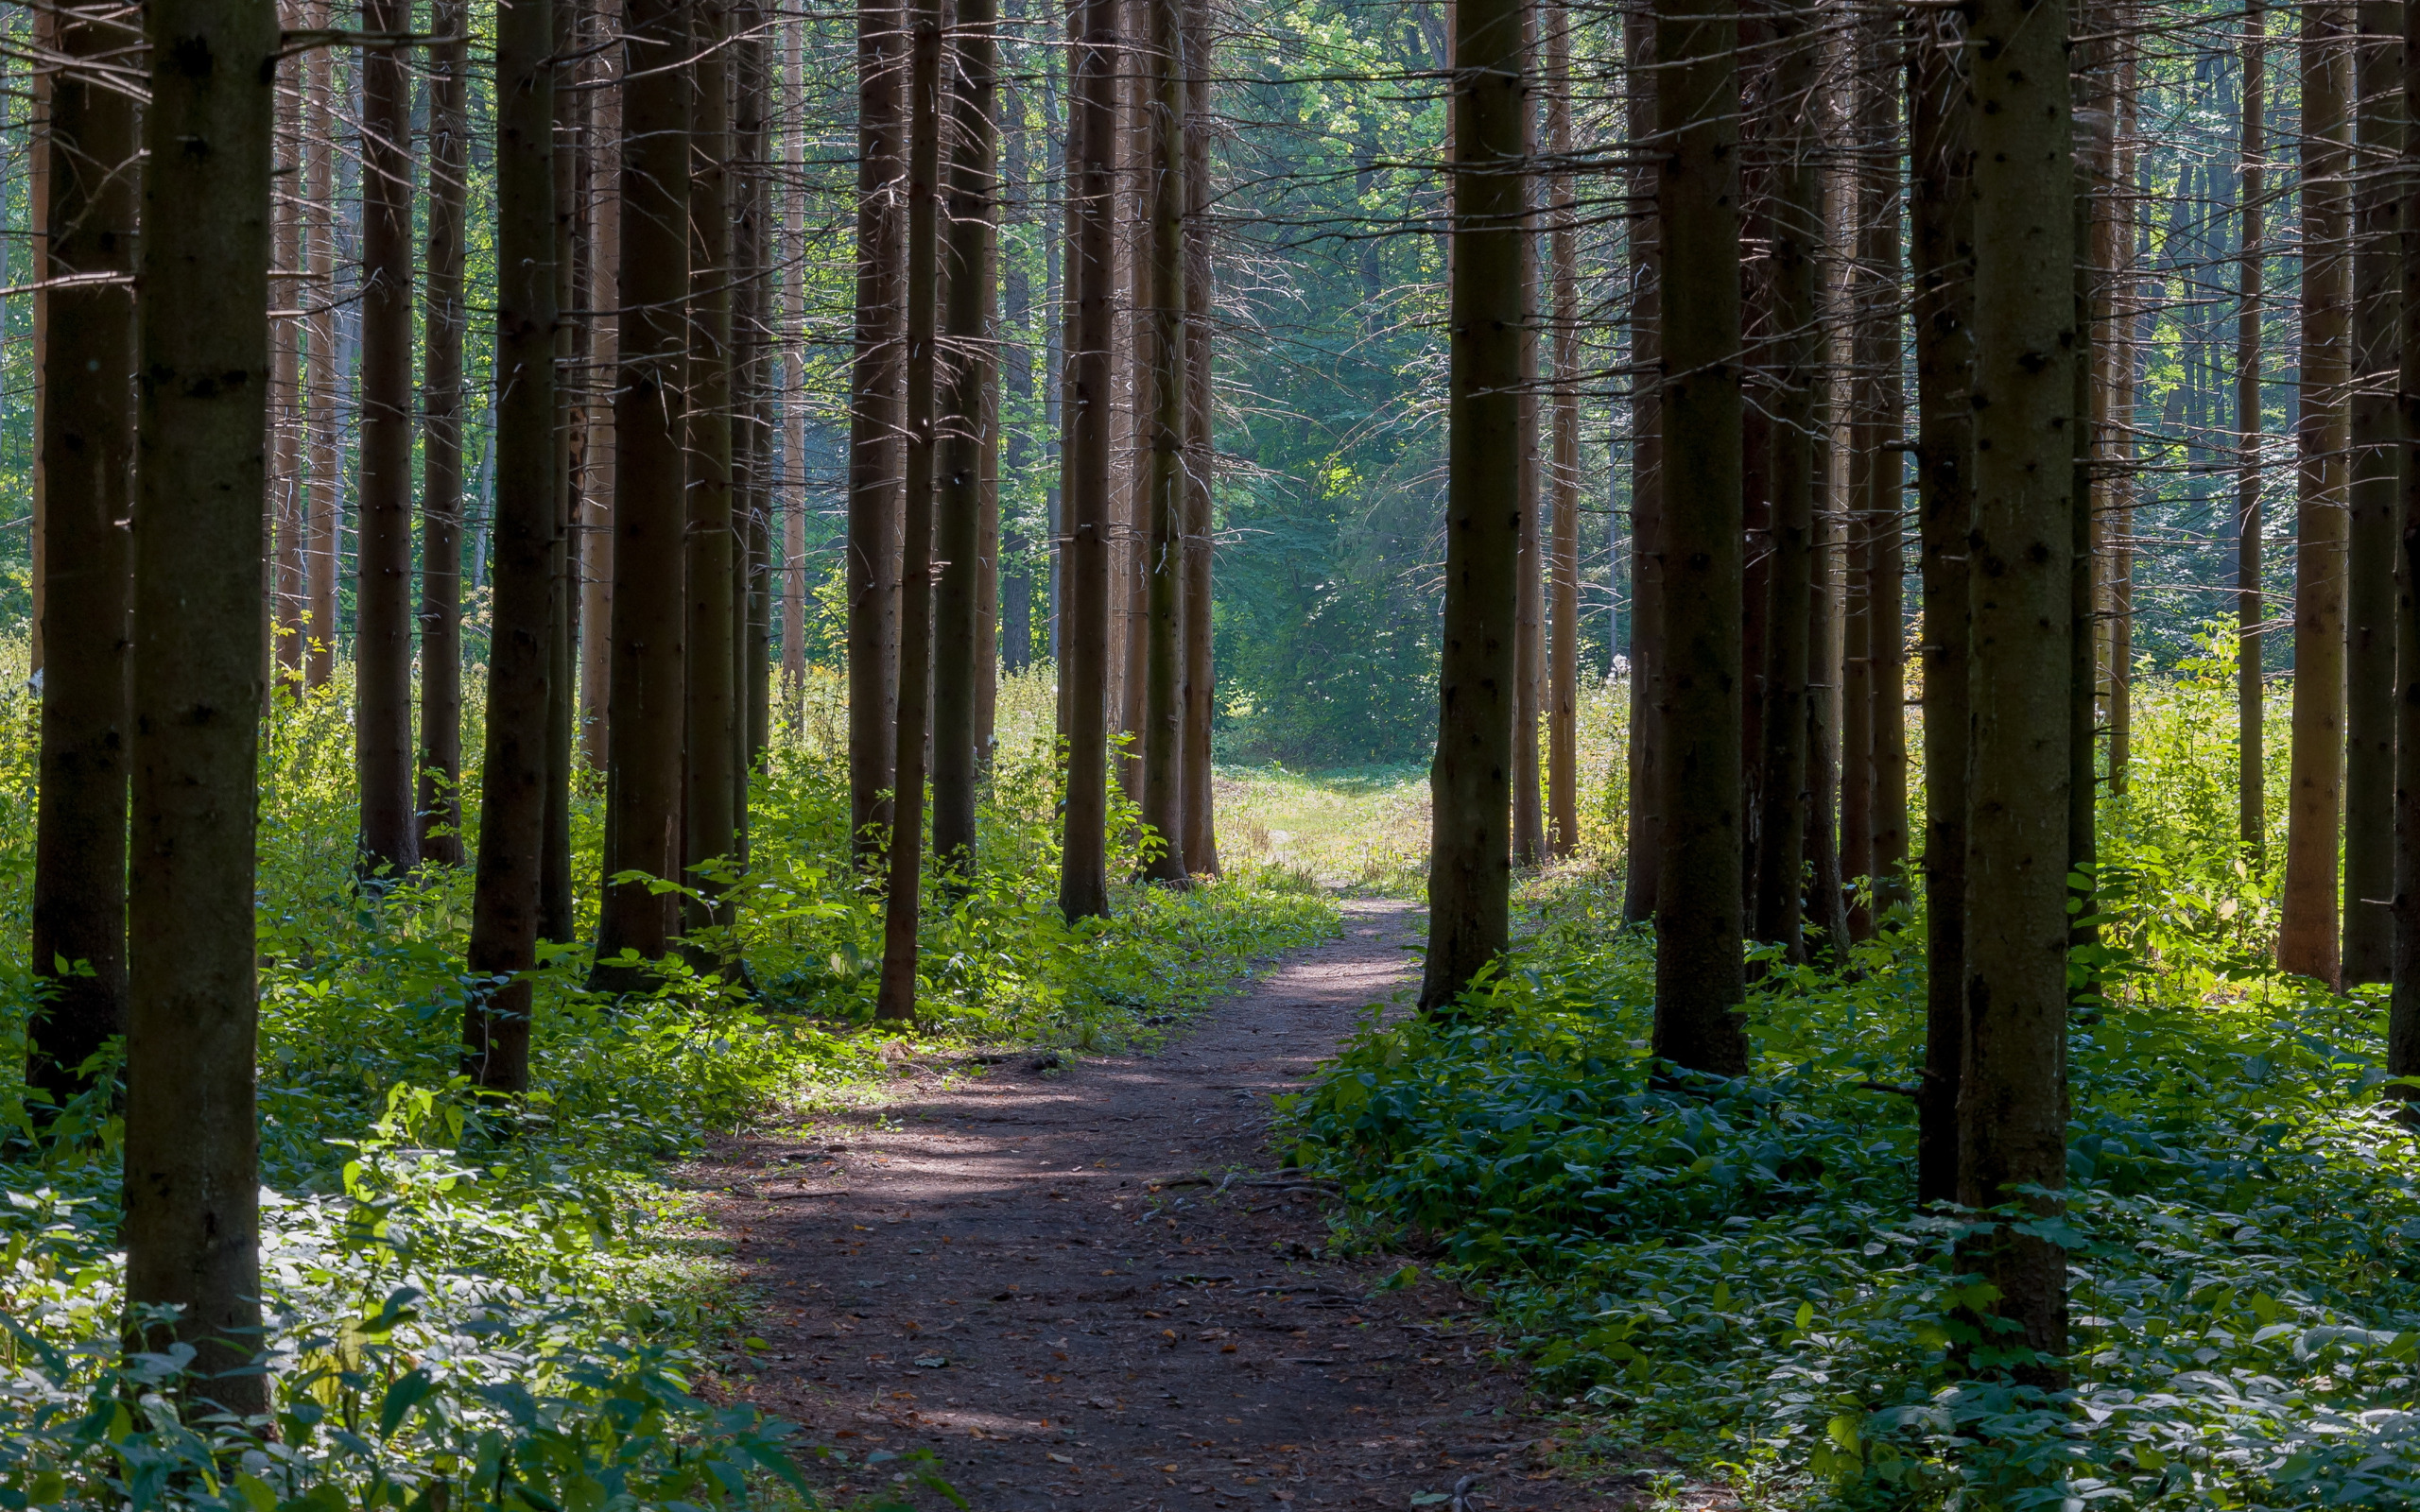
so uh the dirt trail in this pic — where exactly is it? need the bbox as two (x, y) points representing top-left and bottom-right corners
(702, 897), (1626, 1510)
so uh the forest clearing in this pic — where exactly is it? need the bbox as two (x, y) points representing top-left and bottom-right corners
(7, 0), (2420, 1507)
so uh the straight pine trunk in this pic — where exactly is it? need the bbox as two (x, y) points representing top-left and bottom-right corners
(1179, 0), (1219, 876)
(418, 0), (470, 868)
(1619, 2), (1662, 925)
(933, 0), (999, 877)
(271, 43), (306, 687)
(2390, 0), (2420, 1099)
(1510, 13), (1545, 872)
(849, 0), (907, 865)
(684, 3), (739, 939)
(1859, 16), (1909, 920)
(2344, 0), (2403, 984)
(1648, 0), (1747, 1074)
(1545, 0), (1581, 862)
(304, 0), (339, 689)
(581, 30), (621, 770)
(1961, 0), (2074, 1383)
(542, 0), (589, 946)
(125, 0), (279, 1416)
(878, 3), (944, 1019)
(1059, 0), (1118, 921)
(593, 0), (694, 986)
(739, 5), (776, 797)
(29, 0), (136, 1111)
(356, 0), (421, 881)
(1138, 0), (1189, 885)
(2282, 8), (2353, 985)
(467, 0), (559, 1093)
(2239, 3), (2268, 857)
(1420, 0), (1525, 1010)
(1910, 0), (1975, 1207)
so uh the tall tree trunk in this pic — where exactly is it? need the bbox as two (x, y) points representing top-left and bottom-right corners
(2345, 0), (2403, 984)
(304, 0), (338, 689)
(1420, 0), (1524, 1010)
(1961, 0), (2074, 1385)
(1649, 0), (1748, 1074)
(593, 0), (694, 986)
(2239, 1), (2268, 857)
(782, 14), (808, 702)
(1752, 0), (1822, 963)
(850, 0), (907, 865)
(28, 0), (136, 1112)
(125, 0), (278, 1417)
(1545, 0), (1581, 861)
(1511, 6), (1546, 871)
(684, 0), (739, 946)
(1619, 0), (1662, 925)
(1114, 0), (1148, 797)
(1060, 0), (1117, 921)
(1911, 0), (1976, 1206)
(541, 0), (588, 946)
(1859, 14), (1909, 922)
(878, 1), (944, 1019)
(2390, 0), (2420, 1102)
(1138, 0), (1189, 885)
(468, 0), (559, 1094)
(418, 0), (470, 868)
(737, 2), (774, 803)
(357, 0), (420, 881)
(934, 0), (999, 877)
(2282, 6), (2353, 985)
(1840, 23), (1880, 937)
(2068, 94), (2103, 936)
(272, 41), (306, 689)
(1179, 1), (1219, 876)
(582, 26), (622, 770)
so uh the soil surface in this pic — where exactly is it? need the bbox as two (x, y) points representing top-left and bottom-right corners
(698, 897), (1683, 1510)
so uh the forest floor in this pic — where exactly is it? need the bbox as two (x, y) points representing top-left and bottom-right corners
(696, 896), (1719, 1511)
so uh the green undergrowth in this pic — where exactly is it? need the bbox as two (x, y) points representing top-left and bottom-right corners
(1288, 644), (2419, 1510)
(0, 665), (1335, 1510)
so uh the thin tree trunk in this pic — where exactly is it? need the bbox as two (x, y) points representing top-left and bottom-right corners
(1861, 14), (1909, 920)
(2389, 0), (2420, 1101)
(1649, 0), (1747, 1074)
(29, 0), (135, 1112)
(125, 0), (278, 1417)
(2345, 0), (2402, 984)
(357, 0), (420, 881)
(2068, 97), (2102, 934)
(468, 0), (559, 1093)
(878, 2), (944, 1019)
(2239, 2), (2268, 857)
(1752, 0), (1822, 964)
(1060, 0), (1117, 921)
(1420, 0), (1524, 1011)
(305, 0), (339, 688)
(419, 0), (470, 868)
(593, 0), (694, 986)
(582, 18), (622, 769)
(2282, 6), (2353, 985)
(542, 0), (587, 946)
(739, 2), (775, 800)
(685, 0), (739, 941)
(1545, 0), (1580, 861)
(934, 0), (998, 877)
(1961, 0), (2074, 1384)
(1510, 0), (1545, 871)
(1180, 1), (1219, 876)
(850, 0), (907, 865)
(1619, 1), (1661, 925)
(1139, 0), (1188, 885)
(1841, 22), (1880, 936)
(1910, 0), (1975, 1207)
(272, 38), (306, 688)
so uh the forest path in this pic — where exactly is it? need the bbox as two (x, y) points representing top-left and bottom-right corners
(701, 896), (1648, 1511)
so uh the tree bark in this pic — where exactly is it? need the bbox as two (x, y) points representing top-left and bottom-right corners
(1180, 1), (1219, 876)
(2240, 1), (2268, 857)
(935, 0), (999, 878)
(542, 0), (588, 946)
(878, 2), (944, 1020)
(356, 0), (420, 882)
(28, 0), (136, 1112)
(1619, 0), (1661, 925)
(737, 4), (775, 804)
(685, 1), (739, 942)
(582, 18), (622, 771)
(468, 0), (559, 1093)
(304, 0), (339, 690)
(1910, 0), (1975, 1207)
(419, 0), (470, 868)
(2391, 0), (2420, 1102)
(2282, 6), (2353, 986)
(1060, 0), (1118, 922)
(2345, 0), (2402, 985)
(1752, 0), (1823, 964)
(1138, 0), (1189, 885)
(1960, 0), (2074, 1384)
(1858, 11), (1908, 923)
(1511, 7), (1545, 871)
(1648, 0), (1747, 1075)
(272, 40), (306, 689)
(592, 0), (693, 987)
(1545, 0), (1580, 861)
(125, 0), (278, 1418)
(1420, 0), (1525, 1011)
(851, 0), (907, 866)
